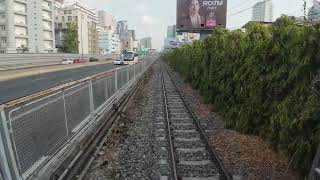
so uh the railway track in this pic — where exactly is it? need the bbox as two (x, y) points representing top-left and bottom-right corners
(158, 62), (232, 180)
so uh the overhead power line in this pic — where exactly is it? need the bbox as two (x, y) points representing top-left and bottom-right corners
(228, 0), (257, 12)
(228, 0), (272, 17)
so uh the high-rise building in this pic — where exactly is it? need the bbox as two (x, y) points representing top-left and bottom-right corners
(110, 33), (120, 54)
(128, 30), (136, 41)
(0, 0), (56, 53)
(116, 20), (128, 40)
(55, 2), (99, 54)
(167, 25), (176, 39)
(99, 31), (109, 53)
(98, 31), (120, 54)
(98, 11), (116, 32)
(140, 37), (152, 49)
(252, 0), (273, 22)
(309, 0), (320, 21)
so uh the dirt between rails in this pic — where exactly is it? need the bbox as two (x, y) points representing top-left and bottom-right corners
(170, 69), (300, 180)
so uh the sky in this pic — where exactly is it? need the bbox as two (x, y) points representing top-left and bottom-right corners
(76, 0), (314, 50)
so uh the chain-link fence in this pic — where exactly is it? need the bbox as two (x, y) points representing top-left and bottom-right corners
(0, 59), (153, 180)
(309, 145), (320, 180)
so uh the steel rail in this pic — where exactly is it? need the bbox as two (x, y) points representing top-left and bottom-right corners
(162, 62), (232, 180)
(161, 67), (178, 180)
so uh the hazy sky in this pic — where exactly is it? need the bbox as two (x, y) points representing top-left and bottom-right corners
(78, 0), (313, 50)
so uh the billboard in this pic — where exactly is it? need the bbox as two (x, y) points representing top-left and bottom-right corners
(177, 0), (227, 31)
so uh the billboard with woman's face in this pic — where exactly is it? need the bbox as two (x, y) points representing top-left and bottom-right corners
(177, 0), (227, 31)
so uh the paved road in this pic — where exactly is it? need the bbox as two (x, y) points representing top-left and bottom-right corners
(0, 62), (122, 104)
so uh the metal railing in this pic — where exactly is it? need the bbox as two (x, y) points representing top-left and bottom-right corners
(0, 60), (151, 180)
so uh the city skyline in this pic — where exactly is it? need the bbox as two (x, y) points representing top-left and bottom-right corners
(81, 0), (313, 50)
(0, 0), (315, 53)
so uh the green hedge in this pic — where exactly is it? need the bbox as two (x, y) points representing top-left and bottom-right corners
(163, 16), (320, 176)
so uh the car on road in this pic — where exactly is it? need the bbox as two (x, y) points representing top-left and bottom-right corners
(113, 58), (124, 65)
(89, 57), (99, 62)
(138, 55), (144, 61)
(61, 58), (74, 65)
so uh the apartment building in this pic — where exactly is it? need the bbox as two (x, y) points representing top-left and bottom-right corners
(98, 31), (120, 54)
(0, 0), (55, 53)
(140, 37), (152, 49)
(116, 20), (128, 41)
(55, 1), (99, 54)
(98, 10), (116, 32)
(252, 0), (273, 22)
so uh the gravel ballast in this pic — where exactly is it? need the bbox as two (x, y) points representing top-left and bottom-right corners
(168, 62), (300, 180)
(86, 62), (170, 179)
(86, 60), (300, 180)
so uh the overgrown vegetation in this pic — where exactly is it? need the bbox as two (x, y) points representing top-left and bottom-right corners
(162, 16), (320, 176)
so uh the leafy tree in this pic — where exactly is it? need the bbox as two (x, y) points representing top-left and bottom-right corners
(62, 22), (78, 53)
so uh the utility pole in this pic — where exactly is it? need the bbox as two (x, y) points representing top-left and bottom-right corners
(303, 0), (307, 20)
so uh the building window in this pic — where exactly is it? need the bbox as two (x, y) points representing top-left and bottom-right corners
(0, 25), (5, 31)
(62, 16), (65, 21)
(68, 10), (72, 14)
(68, 16), (72, 21)
(64, 10), (67, 14)
(74, 16), (77, 21)
(1, 38), (6, 43)
(0, 1), (5, 8)
(0, 51), (4, 54)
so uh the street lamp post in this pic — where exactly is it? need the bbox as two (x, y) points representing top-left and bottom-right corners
(81, 14), (84, 61)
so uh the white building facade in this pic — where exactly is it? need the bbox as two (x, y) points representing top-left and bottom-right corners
(252, 0), (273, 22)
(98, 31), (120, 54)
(55, 1), (99, 54)
(98, 10), (116, 32)
(109, 33), (120, 54)
(0, 0), (55, 53)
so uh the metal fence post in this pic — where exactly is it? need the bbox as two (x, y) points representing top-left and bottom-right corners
(127, 66), (129, 83)
(62, 91), (70, 141)
(0, 131), (14, 180)
(0, 109), (21, 180)
(89, 80), (95, 118)
(105, 77), (109, 101)
(134, 63), (136, 79)
(115, 69), (118, 92)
